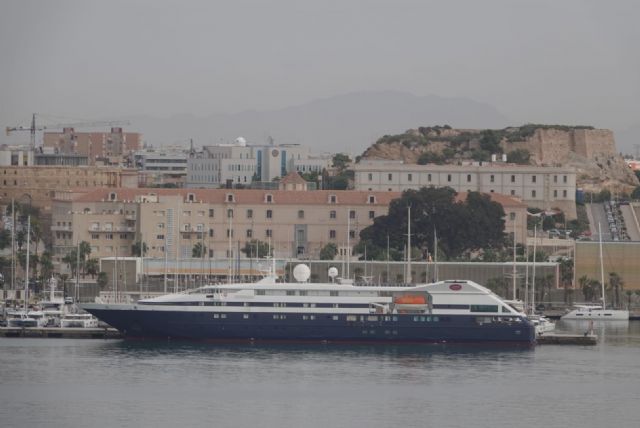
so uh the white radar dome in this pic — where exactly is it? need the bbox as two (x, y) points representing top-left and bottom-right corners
(328, 267), (339, 279)
(235, 136), (247, 146)
(293, 264), (311, 283)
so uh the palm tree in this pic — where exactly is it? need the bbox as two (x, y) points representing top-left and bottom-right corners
(559, 258), (574, 304)
(97, 272), (108, 289)
(625, 290), (633, 310)
(579, 275), (598, 302)
(607, 272), (624, 309)
(39, 251), (54, 281)
(86, 258), (99, 279)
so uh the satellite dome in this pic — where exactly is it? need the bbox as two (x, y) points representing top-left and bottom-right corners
(293, 264), (311, 283)
(235, 137), (247, 146)
(328, 267), (339, 279)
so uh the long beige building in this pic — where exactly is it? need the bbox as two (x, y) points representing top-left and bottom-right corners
(1, 165), (139, 212)
(353, 160), (577, 218)
(51, 184), (528, 274)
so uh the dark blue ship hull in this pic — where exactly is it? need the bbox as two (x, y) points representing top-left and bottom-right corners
(85, 307), (536, 345)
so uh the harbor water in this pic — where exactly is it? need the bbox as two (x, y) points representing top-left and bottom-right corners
(1, 320), (639, 428)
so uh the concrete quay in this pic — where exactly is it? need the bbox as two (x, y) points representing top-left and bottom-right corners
(536, 332), (598, 345)
(0, 327), (122, 339)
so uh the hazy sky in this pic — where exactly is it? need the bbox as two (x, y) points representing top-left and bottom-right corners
(1, 0), (639, 138)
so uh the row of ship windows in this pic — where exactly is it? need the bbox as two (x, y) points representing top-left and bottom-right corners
(210, 314), (447, 323)
(144, 302), (504, 312)
(371, 173), (569, 184)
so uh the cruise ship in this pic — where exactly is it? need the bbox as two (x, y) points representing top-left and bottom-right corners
(82, 266), (536, 345)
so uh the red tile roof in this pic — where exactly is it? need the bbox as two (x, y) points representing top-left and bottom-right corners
(279, 171), (307, 185)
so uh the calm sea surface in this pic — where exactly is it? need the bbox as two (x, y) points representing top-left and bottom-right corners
(1, 320), (639, 428)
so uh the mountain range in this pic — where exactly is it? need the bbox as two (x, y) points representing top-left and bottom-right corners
(129, 91), (513, 155)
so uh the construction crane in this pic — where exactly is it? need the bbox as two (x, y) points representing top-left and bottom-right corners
(6, 113), (130, 150)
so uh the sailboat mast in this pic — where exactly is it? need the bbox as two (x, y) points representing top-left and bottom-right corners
(24, 215), (30, 313)
(75, 240), (80, 302)
(433, 227), (438, 282)
(11, 199), (15, 293)
(407, 205), (412, 284)
(512, 217), (517, 300)
(346, 208), (350, 280)
(599, 222), (606, 309)
(531, 223), (537, 314)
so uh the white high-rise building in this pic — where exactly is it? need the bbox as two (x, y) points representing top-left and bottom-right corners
(187, 138), (331, 188)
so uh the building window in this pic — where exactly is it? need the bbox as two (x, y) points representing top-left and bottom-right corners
(91, 234), (99, 240)
(349, 210), (356, 219)
(369, 210), (375, 219)
(553, 175), (558, 183)
(532, 175), (537, 183)
(509, 212), (516, 220)
(563, 190), (567, 197)
(266, 229), (273, 238)
(368, 195), (376, 204)
(227, 208), (233, 218)
(329, 194), (337, 203)
(227, 229), (233, 238)
(563, 175), (567, 183)
(246, 209), (253, 219)
(532, 190), (537, 198)
(329, 210), (336, 219)
(209, 228), (214, 237)
(511, 190), (516, 196)
(427, 173), (432, 182)
(467, 174), (471, 183)
(265, 194), (273, 203)
(187, 193), (195, 202)
(408, 173), (412, 182)
(247, 229), (253, 238)
(349, 230), (355, 239)
(388, 173), (393, 181)
(367, 173), (372, 181)
(511, 175), (515, 183)
(329, 230), (336, 239)
(208, 209), (214, 218)
(266, 209), (273, 219)
(298, 210), (304, 219)
(490, 175), (495, 183)
(554, 190), (558, 197)
(227, 194), (235, 202)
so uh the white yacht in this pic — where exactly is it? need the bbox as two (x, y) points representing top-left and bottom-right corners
(60, 313), (99, 328)
(562, 304), (629, 321)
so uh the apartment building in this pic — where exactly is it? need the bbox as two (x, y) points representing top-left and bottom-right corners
(134, 148), (188, 187)
(353, 160), (577, 218)
(43, 127), (142, 164)
(187, 138), (331, 188)
(0, 165), (139, 212)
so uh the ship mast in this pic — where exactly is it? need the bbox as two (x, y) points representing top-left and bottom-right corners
(24, 216), (30, 314)
(406, 205), (412, 284)
(599, 223), (606, 309)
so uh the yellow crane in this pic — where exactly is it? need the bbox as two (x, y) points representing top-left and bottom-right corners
(6, 113), (130, 150)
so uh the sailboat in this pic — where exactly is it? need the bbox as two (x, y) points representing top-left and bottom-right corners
(522, 223), (555, 334)
(562, 223), (629, 320)
(7, 215), (46, 328)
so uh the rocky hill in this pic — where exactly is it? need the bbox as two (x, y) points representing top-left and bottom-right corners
(360, 125), (639, 194)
